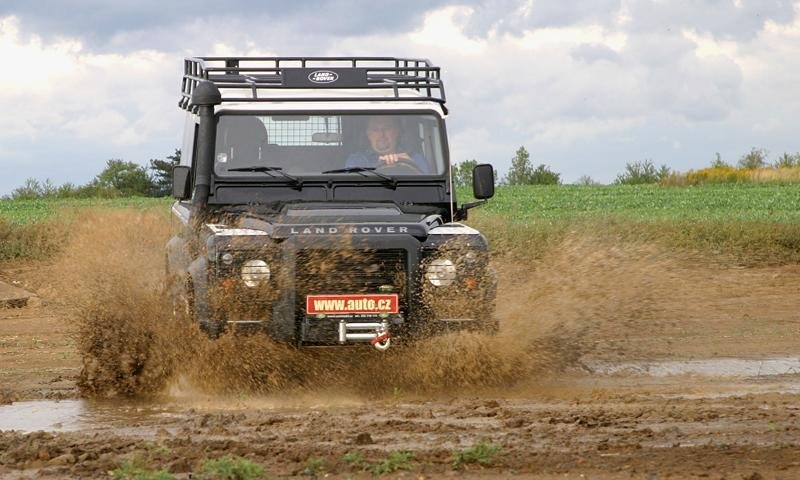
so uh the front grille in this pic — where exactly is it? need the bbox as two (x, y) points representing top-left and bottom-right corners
(295, 249), (407, 315)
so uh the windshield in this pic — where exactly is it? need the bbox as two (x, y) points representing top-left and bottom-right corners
(214, 113), (446, 178)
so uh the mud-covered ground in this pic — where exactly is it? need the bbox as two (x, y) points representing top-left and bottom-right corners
(1, 211), (799, 479)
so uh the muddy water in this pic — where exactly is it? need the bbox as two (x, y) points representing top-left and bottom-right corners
(589, 356), (800, 377)
(2, 371), (800, 479)
(3, 357), (799, 435)
(0, 399), (185, 434)
(0, 400), (85, 433)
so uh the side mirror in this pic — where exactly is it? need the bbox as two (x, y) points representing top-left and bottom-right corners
(173, 166), (192, 200)
(472, 164), (495, 199)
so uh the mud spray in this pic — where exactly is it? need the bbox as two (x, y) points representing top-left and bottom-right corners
(53, 210), (685, 400)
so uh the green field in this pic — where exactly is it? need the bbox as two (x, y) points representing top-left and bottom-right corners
(3, 184), (799, 224)
(462, 184), (800, 265)
(2, 185), (799, 265)
(0, 197), (172, 224)
(461, 184), (800, 222)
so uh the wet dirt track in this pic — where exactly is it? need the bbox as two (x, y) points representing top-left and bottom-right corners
(1, 213), (799, 479)
(1, 373), (799, 478)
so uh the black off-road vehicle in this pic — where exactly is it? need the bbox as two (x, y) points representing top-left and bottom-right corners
(167, 57), (496, 350)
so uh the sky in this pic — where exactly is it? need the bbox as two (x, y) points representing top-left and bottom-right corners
(1, 0), (799, 194)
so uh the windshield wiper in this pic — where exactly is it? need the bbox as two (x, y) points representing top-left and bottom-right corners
(228, 166), (303, 189)
(321, 167), (397, 189)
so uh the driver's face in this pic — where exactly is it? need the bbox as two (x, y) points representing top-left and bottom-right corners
(366, 117), (400, 155)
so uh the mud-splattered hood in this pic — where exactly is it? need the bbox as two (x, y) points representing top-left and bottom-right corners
(232, 203), (442, 240)
(193, 201), (486, 247)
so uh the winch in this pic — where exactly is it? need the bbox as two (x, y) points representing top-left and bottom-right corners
(338, 319), (391, 351)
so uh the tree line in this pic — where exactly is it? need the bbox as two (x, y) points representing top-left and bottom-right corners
(452, 146), (800, 187)
(452, 146), (561, 187)
(9, 145), (800, 200)
(8, 150), (181, 200)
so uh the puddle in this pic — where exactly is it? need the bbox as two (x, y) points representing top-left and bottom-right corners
(2, 357), (799, 433)
(0, 399), (184, 434)
(0, 400), (86, 432)
(590, 357), (800, 377)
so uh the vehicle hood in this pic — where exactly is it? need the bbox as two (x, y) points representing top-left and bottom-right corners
(225, 203), (441, 239)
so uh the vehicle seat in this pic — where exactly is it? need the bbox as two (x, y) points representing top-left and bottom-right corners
(218, 116), (269, 165)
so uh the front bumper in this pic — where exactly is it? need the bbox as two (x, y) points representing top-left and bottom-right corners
(205, 233), (496, 346)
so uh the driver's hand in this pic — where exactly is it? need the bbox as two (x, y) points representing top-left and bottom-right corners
(378, 152), (411, 165)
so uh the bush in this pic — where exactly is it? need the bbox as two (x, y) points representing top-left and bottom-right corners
(738, 147), (768, 169)
(750, 166), (800, 183)
(6, 150), (180, 200)
(505, 146), (560, 185)
(10, 178), (57, 200)
(685, 166), (751, 185)
(149, 149), (181, 197)
(452, 159), (478, 188)
(615, 160), (670, 185)
(710, 152), (729, 168)
(774, 152), (800, 169)
(95, 159), (152, 196)
(672, 166), (800, 186)
(575, 175), (599, 186)
(506, 146), (533, 185)
(529, 164), (561, 185)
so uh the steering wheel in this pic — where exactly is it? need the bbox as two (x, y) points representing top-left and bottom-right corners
(376, 158), (424, 175)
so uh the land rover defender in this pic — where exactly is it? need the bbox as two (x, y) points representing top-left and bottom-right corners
(167, 57), (496, 350)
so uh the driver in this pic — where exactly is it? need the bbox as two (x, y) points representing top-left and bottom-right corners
(345, 116), (429, 173)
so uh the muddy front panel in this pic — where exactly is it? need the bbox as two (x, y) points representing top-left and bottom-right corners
(295, 248), (408, 344)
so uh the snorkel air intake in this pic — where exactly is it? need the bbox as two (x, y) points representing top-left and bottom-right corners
(191, 81), (222, 208)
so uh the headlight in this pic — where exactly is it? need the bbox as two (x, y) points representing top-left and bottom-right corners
(425, 258), (456, 286)
(221, 253), (234, 265)
(241, 259), (270, 287)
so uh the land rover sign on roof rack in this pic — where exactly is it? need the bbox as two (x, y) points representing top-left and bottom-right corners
(282, 67), (367, 87)
(307, 70), (339, 84)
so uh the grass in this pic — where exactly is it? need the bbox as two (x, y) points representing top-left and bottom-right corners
(110, 459), (176, 480)
(664, 165), (800, 186)
(453, 442), (502, 470)
(112, 455), (265, 480)
(461, 184), (800, 222)
(304, 457), (326, 476)
(0, 197), (170, 262)
(342, 452), (365, 467)
(369, 451), (414, 475)
(0, 196), (171, 224)
(460, 184), (800, 266)
(2, 185), (800, 265)
(5, 185), (798, 225)
(0, 218), (65, 261)
(196, 455), (265, 480)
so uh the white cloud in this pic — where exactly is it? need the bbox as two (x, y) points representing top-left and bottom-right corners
(0, 15), (177, 145)
(2, 1), (800, 192)
(410, 5), (487, 53)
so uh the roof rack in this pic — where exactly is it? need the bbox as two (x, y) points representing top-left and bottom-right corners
(179, 56), (447, 113)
